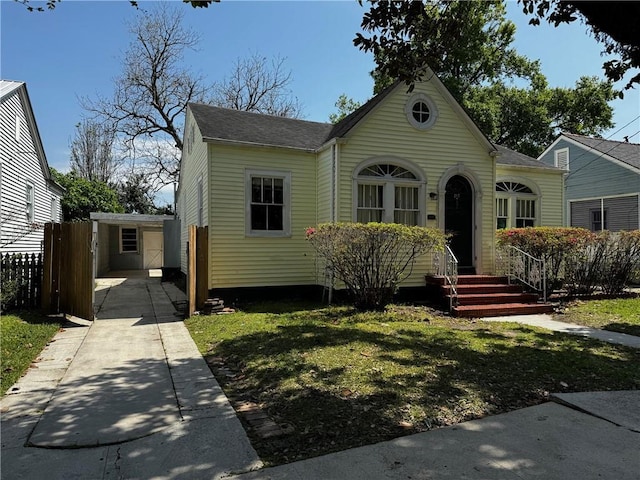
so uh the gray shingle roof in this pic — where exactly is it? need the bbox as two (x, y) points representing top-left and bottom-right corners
(564, 133), (640, 170)
(495, 145), (560, 170)
(189, 103), (333, 151)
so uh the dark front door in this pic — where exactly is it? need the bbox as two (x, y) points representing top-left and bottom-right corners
(445, 175), (474, 270)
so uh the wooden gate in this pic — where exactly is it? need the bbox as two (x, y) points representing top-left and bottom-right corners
(187, 225), (209, 317)
(42, 222), (94, 320)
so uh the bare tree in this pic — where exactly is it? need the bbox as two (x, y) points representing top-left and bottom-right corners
(69, 119), (120, 184)
(211, 53), (303, 118)
(82, 3), (209, 187)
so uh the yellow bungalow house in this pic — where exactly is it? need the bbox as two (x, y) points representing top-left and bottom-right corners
(176, 70), (563, 311)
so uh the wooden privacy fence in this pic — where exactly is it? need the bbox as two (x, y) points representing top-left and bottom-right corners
(0, 253), (43, 310)
(187, 225), (209, 317)
(42, 222), (95, 321)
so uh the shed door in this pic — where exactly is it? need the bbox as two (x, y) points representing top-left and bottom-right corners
(143, 231), (163, 269)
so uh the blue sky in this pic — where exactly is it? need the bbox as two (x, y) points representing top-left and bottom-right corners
(2, 0), (639, 179)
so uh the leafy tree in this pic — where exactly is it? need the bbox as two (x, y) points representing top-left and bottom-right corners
(464, 75), (616, 156)
(51, 169), (123, 221)
(211, 54), (303, 118)
(355, 0), (639, 91)
(117, 172), (158, 215)
(519, 0), (640, 92)
(356, 0), (539, 97)
(69, 119), (121, 184)
(329, 94), (363, 124)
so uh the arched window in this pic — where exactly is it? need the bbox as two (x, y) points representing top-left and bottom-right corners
(495, 180), (538, 229)
(354, 162), (424, 226)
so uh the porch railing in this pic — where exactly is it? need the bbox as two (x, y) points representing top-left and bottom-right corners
(434, 245), (458, 312)
(497, 245), (547, 303)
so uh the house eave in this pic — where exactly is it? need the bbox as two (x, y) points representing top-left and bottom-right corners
(496, 163), (564, 173)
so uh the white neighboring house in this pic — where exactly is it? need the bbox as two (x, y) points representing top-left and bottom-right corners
(1, 80), (64, 255)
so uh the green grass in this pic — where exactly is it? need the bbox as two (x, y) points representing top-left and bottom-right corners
(186, 302), (640, 466)
(1, 311), (62, 395)
(556, 295), (640, 337)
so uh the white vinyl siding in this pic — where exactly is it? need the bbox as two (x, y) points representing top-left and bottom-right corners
(1, 83), (62, 254)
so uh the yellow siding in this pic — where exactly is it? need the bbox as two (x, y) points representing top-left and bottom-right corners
(496, 165), (564, 227)
(316, 145), (333, 223)
(338, 80), (496, 282)
(178, 109), (209, 274)
(209, 145), (317, 287)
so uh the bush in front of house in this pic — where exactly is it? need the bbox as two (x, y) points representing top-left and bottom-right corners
(497, 227), (640, 296)
(306, 222), (447, 310)
(497, 227), (592, 294)
(597, 230), (640, 294)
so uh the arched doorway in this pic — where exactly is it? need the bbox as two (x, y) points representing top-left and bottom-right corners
(445, 175), (474, 271)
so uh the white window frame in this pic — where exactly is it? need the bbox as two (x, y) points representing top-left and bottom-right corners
(495, 180), (539, 229)
(405, 93), (438, 130)
(554, 147), (569, 171)
(119, 226), (139, 253)
(353, 160), (425, 226)
(25, 181), (34, 223)
(516, 198), (536, 228)
(245, 169), (291, 237)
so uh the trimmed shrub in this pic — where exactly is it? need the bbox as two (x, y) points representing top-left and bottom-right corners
(598, 230), (640, 295)
(306, 223), (446, 310)
(497, 227), (592, 294)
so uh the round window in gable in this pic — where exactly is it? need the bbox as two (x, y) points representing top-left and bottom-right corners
(405, 93), (438, 130)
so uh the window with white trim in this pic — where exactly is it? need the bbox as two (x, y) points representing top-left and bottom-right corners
(25, 182), (34, 222)
(246, 170), (291, 236)
(120, 227), (138, 253)
(516, 199), (536, 227)
(496, 197), (509, 229)
(355, 163), (423, 226)
(495, 181), (538, 228)
(554, 148), (569, 170)
(405, 93), (438, 130)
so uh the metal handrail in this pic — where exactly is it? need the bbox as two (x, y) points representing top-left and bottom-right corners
(498, 245), (547, 303)
(435, 245), (458, 312)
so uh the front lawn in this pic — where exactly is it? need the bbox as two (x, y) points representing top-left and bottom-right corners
(186, 302), (640, 466)
(1, 311), (62, 395)
(556, 295), (640, 337)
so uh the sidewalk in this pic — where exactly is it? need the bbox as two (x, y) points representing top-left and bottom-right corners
(1, 274), (261, 479)
(483, 314), (640, 349)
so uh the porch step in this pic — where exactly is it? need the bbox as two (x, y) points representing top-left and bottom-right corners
(456, 292), (540, 306)
(442, 283), (523, 295)
(426, 274), (553, 318)
(453, 302), (555, 318)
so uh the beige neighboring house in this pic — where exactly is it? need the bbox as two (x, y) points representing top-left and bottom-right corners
(1, 80), (64, 255)
(176, 69), (564, 295)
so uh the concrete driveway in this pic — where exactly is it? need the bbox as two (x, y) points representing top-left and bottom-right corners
(1, 272), (261, 479)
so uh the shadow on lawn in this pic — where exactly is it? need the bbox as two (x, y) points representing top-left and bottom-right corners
(207, 319), (640, 465)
